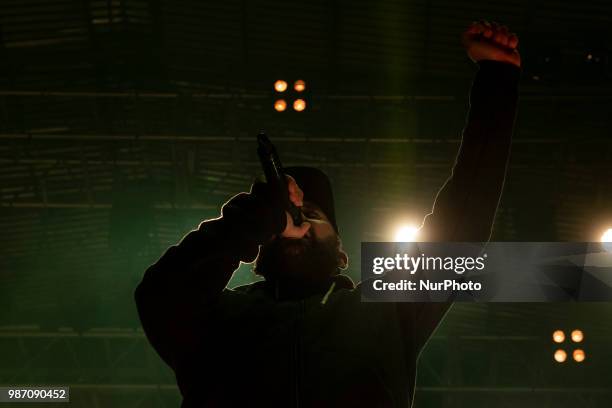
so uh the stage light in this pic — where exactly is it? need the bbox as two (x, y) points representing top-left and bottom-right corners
(394, 225), (419, 242)
(573, 349), (585, 362)
(552, 330), (565, 343)
(601, 228), (612, 252)
(571, 329), (584, 343)
(274, 80), (288, 92)
(294, 80), (306, 92)
(601, 228), (612, 242)
(554, 349), (567, 363)
(274, 99), (287, 112)
(293, 99), (306, 112)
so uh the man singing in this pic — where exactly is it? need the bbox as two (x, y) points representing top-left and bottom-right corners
(135, 21), (521, 407)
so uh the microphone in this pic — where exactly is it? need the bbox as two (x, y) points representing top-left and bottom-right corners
(256, 131), (303, 227)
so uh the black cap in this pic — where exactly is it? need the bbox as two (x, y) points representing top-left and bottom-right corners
(284, 166), (338, 234)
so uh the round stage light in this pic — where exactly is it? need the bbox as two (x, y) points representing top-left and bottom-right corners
(293, 99), (306, 112)
(573, 349), (585, 363)
(394, 225), (419, 242)
(554, 349), (567, 363)
(552, 330), (565, 343)
(571, 329), (584, 343)
(294, 80), (306, 92)
(274, 99), (287, 112)
(274, 80), (288, 92)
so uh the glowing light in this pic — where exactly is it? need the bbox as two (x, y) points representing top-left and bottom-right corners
(571, 329), (584, 343)
(294, 80), (306, 92)
(293, 99), (306, 112)
(554, 349), (567, 363)
(394, 225), (419, 242)
(601, 228), (612, 242)
(274, 99), (287, 112)
(573, 349), (585, 363)
(274, 80), (288, 92)
(552, 330), (565, 343)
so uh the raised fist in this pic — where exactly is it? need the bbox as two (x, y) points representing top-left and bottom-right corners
(462, 20), (521, 68)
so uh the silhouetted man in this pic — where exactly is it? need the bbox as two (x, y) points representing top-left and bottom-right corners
(135, 21), (521, 407)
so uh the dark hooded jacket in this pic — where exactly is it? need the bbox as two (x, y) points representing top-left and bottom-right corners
(135, 60), (520, 407)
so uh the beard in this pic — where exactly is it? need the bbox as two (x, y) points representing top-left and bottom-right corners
(253, 232), (341, 287)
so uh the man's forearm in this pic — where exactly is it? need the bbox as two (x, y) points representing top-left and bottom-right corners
(137, 217), (254, 302)
(135, 184), (284, 314)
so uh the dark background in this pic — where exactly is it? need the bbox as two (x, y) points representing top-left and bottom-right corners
(0, 0), (611, 406)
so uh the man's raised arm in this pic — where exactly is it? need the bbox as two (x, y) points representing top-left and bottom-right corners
(420, 21), (521, 242)
(400, 21), (521, 355)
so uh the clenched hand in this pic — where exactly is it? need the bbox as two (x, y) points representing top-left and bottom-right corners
(281, 176), (311, 239)
(462, 20), (521, 68)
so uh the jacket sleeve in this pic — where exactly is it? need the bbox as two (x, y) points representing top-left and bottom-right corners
(134, 211), (260, 369)
(420, 60), (520, 242)
(399, 60), (521, 354)
(135, 182), (286, 369)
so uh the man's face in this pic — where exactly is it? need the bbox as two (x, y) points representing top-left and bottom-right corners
(253, 202), (347, 284)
